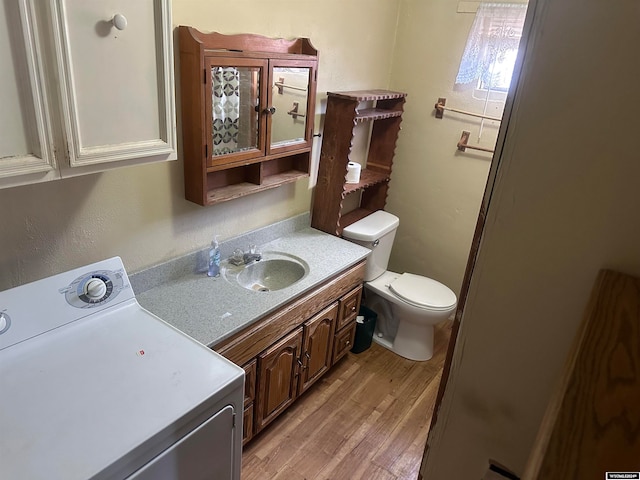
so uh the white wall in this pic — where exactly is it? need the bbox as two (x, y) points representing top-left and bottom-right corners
(421, 0), (640, 477)
(386, 0), (500, 296)
(0, 0), (401, 291)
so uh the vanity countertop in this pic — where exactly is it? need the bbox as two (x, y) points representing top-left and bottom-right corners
(135, 227), (369, 349)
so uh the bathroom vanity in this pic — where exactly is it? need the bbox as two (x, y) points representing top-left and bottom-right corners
(215, 261), (364, 443)
(133, 220), (370, 444)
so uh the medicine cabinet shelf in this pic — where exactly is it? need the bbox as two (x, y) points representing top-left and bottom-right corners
(311, 89), (406, 236)
(205, 154), (310, 204)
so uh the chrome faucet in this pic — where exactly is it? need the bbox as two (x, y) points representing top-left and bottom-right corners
(243, 244), (262, 264)
(229, 245), (262, 265)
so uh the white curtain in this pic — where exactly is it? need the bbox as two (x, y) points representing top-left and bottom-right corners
(455, 3), (528, 89)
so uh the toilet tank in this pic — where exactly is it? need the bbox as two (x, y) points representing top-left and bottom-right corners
(342, 210), (400, 281)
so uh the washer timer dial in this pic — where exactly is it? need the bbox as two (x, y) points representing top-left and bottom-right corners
(79, 274), (112, 304)
(0, 312), (10, 334)
(61, 269), (125, 308)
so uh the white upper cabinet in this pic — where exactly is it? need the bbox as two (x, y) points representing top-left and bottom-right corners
(0, 1), (58, 185)
(51, 0), (176, 171)
(0, 0), (176, 190)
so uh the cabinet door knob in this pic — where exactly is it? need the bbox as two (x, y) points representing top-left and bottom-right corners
(345, 341), (351, 346)
(112, 14), (128, 30)
(263, 106), (276, 115)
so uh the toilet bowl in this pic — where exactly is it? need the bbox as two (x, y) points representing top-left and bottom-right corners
(342, 211), (457, 361)
(364, 271), (456, 361)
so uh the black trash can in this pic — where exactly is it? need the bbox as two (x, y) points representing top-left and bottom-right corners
(351, 305), (378, 354)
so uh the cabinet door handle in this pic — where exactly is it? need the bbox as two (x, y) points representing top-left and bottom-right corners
(345, 341), (351, 347)
(297, 358), (306, 369)
(112, 14), (127, 30)
(263, 106), (276, 115)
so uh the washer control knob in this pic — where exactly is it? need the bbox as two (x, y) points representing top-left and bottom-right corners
(0, 312), (10, 334)
(85, 278), (108, 300)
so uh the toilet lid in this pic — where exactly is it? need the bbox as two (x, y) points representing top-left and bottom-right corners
(388, 273), (457, 310)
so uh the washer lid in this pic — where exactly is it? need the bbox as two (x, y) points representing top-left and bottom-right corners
(389, 273), (457, 310)
(0, 302), (244, 480)
(342, 210), (399, 242)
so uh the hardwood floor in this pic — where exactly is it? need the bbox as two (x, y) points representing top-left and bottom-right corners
(241, 320), (452, 480)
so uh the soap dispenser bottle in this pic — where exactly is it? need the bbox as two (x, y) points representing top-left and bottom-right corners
(208, 236), (221, 277)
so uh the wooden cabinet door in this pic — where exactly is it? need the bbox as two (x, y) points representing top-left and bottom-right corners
(299, 303), (337, 394)
(243, 359), (257, 408)
(267, 58), (317, 157)
(242, 359), (256, 444)
(242, 404), (254, 445)
(204, 56), (268, 167)
(255, 328), (303, 433)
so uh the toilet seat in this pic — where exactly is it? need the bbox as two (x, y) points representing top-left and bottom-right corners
(387, 273), (456, 311)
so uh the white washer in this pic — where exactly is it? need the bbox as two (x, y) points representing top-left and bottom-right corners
(0, 257), (244, 480)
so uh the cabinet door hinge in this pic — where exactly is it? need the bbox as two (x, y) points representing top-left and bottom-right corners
(205, 144), (208, 158)
(232, 412), (236, 428)
(204, 68), (207, 84)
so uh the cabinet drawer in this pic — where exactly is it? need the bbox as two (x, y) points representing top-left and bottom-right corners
(332, 322), (356, 364)
(243, 360), (257, 408)
(243, 404), (254, 445)
(336, 285), (362, 331)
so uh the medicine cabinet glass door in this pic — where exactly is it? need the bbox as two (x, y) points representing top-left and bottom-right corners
(268, 60), (316, 156)
(205, 57), (268, 167)
(204, 57), (316, 169)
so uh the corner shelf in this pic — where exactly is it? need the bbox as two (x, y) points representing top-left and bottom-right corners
(311, 89), (406, 236)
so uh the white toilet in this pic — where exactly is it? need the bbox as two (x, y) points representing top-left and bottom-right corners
(342, 210), (457, 361)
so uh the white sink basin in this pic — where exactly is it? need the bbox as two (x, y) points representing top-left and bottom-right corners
(223, 252), (308, 292)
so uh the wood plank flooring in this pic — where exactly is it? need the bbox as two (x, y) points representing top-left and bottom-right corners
(242, 320), (452, 480)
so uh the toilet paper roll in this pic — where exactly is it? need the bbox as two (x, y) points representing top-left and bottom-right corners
(346, 162), (361, 184)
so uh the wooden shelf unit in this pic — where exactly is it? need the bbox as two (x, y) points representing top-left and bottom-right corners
(311, 89), (406, 236)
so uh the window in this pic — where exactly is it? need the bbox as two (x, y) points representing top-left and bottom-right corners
(455, 2), (528, 92)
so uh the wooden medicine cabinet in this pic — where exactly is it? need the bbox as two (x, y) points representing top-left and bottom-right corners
(178, 27), (318, 206)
